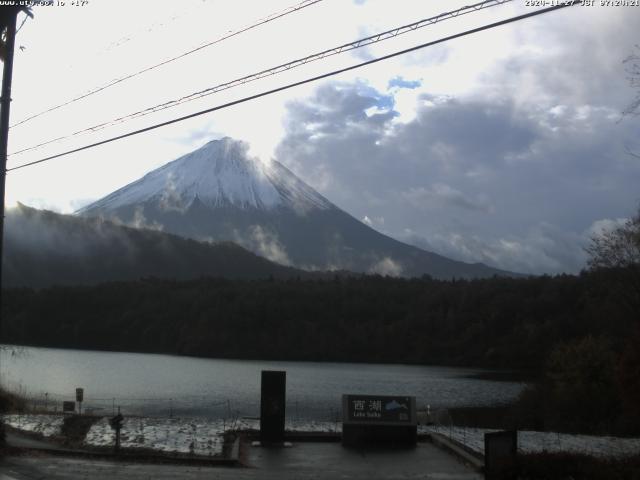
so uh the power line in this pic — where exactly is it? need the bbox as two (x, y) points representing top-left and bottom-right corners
(9, 0), (324, 129)
(7, 3), (578, 173)
(95, 1), (211, 57)
(89, 0), (517, 132)
(9, 0), (514, 157)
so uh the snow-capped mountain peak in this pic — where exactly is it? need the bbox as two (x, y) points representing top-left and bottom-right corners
(78, 137), (516, 279)
(79, 137), (331, 213)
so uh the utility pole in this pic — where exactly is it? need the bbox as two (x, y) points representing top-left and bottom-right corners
(0, 8), (19, 339)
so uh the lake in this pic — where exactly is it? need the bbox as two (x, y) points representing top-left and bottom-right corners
(0, 345), (526, 420)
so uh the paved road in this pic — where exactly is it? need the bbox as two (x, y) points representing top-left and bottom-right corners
(0, 441), (482, 479)
(4, 431), (67, 451)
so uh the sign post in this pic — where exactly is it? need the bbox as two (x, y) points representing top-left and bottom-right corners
(62, 401), (76, 414)
(109, 407), (124, 453)
(75, 388), (84, 415)
(342, 394), (417, 446)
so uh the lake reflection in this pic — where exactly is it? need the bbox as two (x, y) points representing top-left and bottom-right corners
(1, 345), (525, 419)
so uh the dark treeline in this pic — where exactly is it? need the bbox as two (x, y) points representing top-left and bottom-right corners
(1, 268), (636, 370)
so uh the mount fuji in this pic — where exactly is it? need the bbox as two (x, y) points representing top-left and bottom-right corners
(79, 137), (514, 279)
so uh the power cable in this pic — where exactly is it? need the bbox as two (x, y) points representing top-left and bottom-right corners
(85, 0), (517, 132)
(97, 1), (210, 56)
(7, 3), (578, 173)
(9, 0), (513, 157)
(9, 0), (324, 129)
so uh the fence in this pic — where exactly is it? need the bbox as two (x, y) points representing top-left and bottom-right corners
(8, 387), (344, 433)
(422, 406), (625, 458)
(7, 391), (640, 459)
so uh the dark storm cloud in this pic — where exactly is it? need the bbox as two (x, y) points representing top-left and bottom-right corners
(482, 7), (640, 111)
(278, 84), (540, 222)
(395, 95), (537, 169)
(283, 82), (395, 134)
(274, 9), (640, 274)
(276, 78), (640, 274)
(401, 184), (493, 214)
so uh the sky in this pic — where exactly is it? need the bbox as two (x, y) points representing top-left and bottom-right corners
(3, 0), (640, 275)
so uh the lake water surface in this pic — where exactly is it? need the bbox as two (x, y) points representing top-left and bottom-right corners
(1, 345), (525, 420)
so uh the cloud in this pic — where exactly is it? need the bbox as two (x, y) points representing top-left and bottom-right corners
(129, 206), (164, 231)
(587, 217), (629, 239)
(477, 7), (639, 113)
(159, 172), (189, 213)
(87, 206), (164, 232)
(401, 184), (493, 213)
(368, 257), (403, 277)
(402, 223), (588, 275)
(388, 76), (421, 90)
(362, 215), (385, 228)
(277, 82), (540, 229)
(4, 204), (137, 260)
(233, 225), (292, 266)
(17, 5), (633, 277)
(275, 63), (640, 274)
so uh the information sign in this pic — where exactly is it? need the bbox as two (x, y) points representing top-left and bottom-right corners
(343, 394), (416, 424)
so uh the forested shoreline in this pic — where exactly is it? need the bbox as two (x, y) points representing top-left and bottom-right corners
(1, 268), (636, 370)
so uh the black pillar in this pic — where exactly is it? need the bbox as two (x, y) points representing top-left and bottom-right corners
(260, 370), (286, 444)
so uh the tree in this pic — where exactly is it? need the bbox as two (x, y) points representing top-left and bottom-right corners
(587, 209), (640, 432)
(545, 336), (620, 433)
(622, 46), (640, 159)
(622, 45), (640, 119)
(586, 207), (640, 313)
(616, 329), (640, 432)
(586, 208), (640, 269)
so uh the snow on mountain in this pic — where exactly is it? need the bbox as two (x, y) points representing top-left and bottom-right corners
(79, 137), (518, 279)
(79, 138), (331, 214)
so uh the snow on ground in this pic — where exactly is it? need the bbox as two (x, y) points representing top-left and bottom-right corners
(2, 414), (342, 457)
(5, 414), (640, 459)
(82, 417), (341, 456)
(84, 417), (226, 457)
(422, 425), (640, 459)
(2, 414), (64, 437)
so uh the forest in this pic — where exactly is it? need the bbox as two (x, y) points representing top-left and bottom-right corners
(1, 267), (636, 370)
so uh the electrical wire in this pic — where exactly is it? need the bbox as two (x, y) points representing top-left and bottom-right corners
(9, 0), (324, 129)
(8, 0), (513, 157)
(16, 0), (514, 152)
(84, 0), (516, 133)
(7, 3), (578, 173)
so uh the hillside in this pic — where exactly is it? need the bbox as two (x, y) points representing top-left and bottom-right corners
(2, 204), (314, 288)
